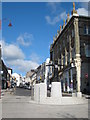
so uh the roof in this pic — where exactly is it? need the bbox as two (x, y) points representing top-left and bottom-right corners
(7, 67), (12, 70)
(51, 15), (90, 49)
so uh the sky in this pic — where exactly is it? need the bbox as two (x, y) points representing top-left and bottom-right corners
(0, 2), (89, 76)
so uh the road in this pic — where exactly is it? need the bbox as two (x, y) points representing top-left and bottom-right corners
(1, 88), (89, 119)
(14, 87), (31, 96)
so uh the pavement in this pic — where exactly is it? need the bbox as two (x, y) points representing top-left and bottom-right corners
(0, 99), (2, 120)
(0, 88), (89, 119)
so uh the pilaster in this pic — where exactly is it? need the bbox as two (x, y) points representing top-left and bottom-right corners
(69, 35), (72, 63)
(74, 18), (81, 94)
(65, 47), (67, 66)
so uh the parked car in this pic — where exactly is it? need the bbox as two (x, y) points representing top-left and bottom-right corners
(24, 83), (31, 90)
(19, 83), (23, 88)
(23, 84), (27, 89)
(27, 86), (31, 90)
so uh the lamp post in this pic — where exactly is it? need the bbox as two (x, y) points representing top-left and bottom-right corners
(46, 60), (64, 82)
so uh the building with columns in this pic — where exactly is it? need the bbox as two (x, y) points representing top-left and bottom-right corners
(50, 3), (90, 94)
(0, 45), (1, 89)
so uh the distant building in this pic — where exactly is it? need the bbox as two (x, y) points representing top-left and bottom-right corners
(1, 60), (8, 89)
(50, 3), (90, 94)
(26, 69), (35, 86)
(12, 73), (22, 87)
(7, 67), (13, 88)
(35, 58), (52, 87)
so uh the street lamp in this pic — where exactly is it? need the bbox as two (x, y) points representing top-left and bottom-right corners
(46, 60), (65, 82)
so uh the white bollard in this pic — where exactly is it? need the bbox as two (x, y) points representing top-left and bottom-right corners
(51, 82), (62, 98)
(76, 92), (82, 98)
(40, 83), (47, 102)
(34, 84), (40, 103)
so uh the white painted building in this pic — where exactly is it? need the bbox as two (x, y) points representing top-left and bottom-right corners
(36, 58), (52, 87)
(25, 77), (30, 83)
(12, 73), (22, 87)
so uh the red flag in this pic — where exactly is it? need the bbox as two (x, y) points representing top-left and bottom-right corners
(8, 22), (12, 27)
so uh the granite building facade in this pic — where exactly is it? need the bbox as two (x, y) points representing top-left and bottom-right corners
(50, 3), (90, 94)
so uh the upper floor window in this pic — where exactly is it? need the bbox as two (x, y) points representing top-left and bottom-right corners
(67, 35), (69, 42)
(63, 56), (65, 66)
(84, 25), (90, 35)
(50, 51), (53, 61)
(85, 44), (90, 57)
(72, 29), (74, 38)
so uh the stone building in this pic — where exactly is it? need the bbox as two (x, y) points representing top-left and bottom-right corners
(36, 58), (52, 86)
(0, 45), (13, 89)
(1, 60), (8, 89)
(50, 3), (90, 95)
(0, 45), (1, 88)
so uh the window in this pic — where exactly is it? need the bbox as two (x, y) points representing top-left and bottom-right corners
(72, 29), (74, 38)
(50, 51), (53, 61)
(63, 56), (65, 66)
(89, 26), (90, 34)
(67, 52), (70, 64)
(85, 45), (90, 57)
(67, 35), (69, 43)
(72, 47), (75, 59)
(84, 25), (90, 35)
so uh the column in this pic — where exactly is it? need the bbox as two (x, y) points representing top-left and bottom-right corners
(61, 53), (63, 69)
(70, 69), (73, 92)
(67, 71), (70, 92)
(75, 57), (81, 93)
(74, 18), (80, 55)
(69, 35), (72, 63)
(63, 75), (65, 92)
(58, 58), (60, 71)
(65, 47), (67, 66)
(74, 18), (82, 97)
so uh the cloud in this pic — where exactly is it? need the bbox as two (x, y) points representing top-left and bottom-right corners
(45, 11), (67, 25)
(17, 32), (33, 46)
(7, 59), (39, 72)
(0, 40), (39, 74)
(30, 53), (40, 63)
(77, 8), (88, 16)
(46, 2), (58, 13)
(0, 40), (25, 60)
